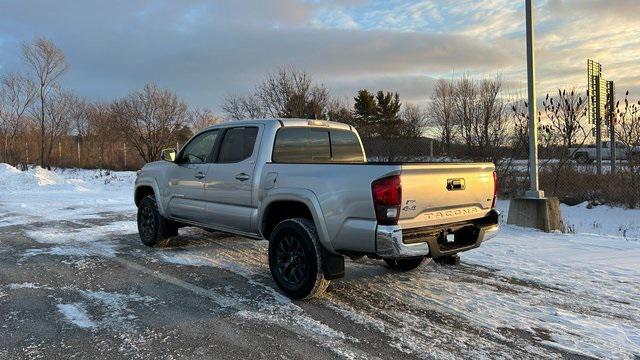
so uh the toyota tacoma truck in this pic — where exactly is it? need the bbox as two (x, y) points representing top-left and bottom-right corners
(134, 119), (500, 299)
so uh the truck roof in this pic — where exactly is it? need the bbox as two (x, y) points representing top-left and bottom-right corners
(202, 118), (354, 132)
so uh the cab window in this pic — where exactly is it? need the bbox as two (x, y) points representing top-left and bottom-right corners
(272, 127), (364, 163)
(178, 130), (219, 164)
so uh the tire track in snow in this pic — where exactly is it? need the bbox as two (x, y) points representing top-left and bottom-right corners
(113, 253), (373, 359)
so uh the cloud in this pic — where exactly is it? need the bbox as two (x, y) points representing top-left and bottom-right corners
(0, 0), (513, 109)
(1, 0), (637, 111)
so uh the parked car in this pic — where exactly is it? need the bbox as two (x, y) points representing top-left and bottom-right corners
(134, 119), (500, 299)
(570, 141), (640, 164)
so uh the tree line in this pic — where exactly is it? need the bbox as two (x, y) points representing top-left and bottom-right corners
(0, 38), (220, 170)
(221, 66), (427, 139)
(2, 37), (640, 182)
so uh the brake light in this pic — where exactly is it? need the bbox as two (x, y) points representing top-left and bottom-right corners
(372, 175), (401, 225)
(492, 171), (498, 208)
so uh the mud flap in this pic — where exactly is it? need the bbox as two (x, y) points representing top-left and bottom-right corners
(320, 246), (345, 280)
(434, 254), (461, 266)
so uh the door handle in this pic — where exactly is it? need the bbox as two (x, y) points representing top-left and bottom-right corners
(235, 173), (250, 181)
(194, 172), (205, 179)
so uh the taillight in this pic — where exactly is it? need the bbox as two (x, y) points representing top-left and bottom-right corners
(492, 171), (498, 208)
(372, 175), (401, 225)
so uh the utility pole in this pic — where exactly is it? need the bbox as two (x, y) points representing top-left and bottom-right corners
(429, 140), (434, 161)
(607, 81), (616, 174)
(123, 143), (127, 169)
(525, 0), (544, 198)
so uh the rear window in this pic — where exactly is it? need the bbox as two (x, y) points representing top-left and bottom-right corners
(272, 127), (364, 163)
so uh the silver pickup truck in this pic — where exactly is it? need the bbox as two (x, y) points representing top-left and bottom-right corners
(570, 141), (640, 164)
(134, 119), (499, 299)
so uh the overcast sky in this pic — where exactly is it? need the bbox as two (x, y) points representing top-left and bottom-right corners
(1, 0), (639, 111)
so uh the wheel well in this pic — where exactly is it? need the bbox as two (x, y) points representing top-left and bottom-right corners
(262, 201), (313, 240)
(135, 186), (155, 207)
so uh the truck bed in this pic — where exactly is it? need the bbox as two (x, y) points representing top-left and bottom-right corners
(262, 161), (496, 254)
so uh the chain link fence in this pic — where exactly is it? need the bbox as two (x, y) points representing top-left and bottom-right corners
(363, 138), (640, 209)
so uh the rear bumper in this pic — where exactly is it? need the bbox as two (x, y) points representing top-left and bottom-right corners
(376, 209), (500, 259)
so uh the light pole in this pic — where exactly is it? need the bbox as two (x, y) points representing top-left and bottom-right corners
(508, 0), (563, 232)
(525, 0), (544, 199)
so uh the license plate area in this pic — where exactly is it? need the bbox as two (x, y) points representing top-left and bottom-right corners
(438, 226), (479, 252)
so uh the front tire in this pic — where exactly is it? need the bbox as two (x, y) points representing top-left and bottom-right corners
(137, 195), (178, 246)
(268, 218), (330, 299)
(384, 257), (428, 272)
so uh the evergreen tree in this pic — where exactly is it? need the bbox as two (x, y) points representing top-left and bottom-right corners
(375, 91), (402, 137)
(353, 89), (378, 137)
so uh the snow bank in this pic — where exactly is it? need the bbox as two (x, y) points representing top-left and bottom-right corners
(0, 164), (137, 227)
(562, 201), (640, 240)
(496, 199), (640, 240)
(0, 163), (86, 192)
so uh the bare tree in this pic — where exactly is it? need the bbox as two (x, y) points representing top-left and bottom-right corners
(221, 94), (265, 120)
(541, 89), (588, 150)
(509, 96), (530, 159)
(85, 103), (117, 167)
(42, 88), (75, 166)
(326, 97), (355, 126)
(615, 91), (640, 207)
(428, 79), (456, 154)
(222, 67), (330, 121)
(0, 73), (37, 165)
(191, 108), (221, 132)
(448, 75), (508, 161)
(616, 91), (640, 151)
(452, 75), (479, 154)
(401, 104), (427, 138)
(477, 77), (508, 162)
(22, 37), (68, 167)
(111, 84), (190, 163)
(534, 89), (590, 194)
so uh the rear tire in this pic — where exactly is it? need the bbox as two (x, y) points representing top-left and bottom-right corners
(137, 195), (178, 246)
(384, 257), (428, 272)
(268, 218), (330, 299)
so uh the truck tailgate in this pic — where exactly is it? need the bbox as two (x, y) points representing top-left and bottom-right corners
(398, 163), (496, 229)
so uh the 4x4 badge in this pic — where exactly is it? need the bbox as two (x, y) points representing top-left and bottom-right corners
(402, 200), (417, 211)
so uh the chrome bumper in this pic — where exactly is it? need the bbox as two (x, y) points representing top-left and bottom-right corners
(482, 223), (500, 242)
(376, 210), (500, 259)
(376, 225), (430, 259)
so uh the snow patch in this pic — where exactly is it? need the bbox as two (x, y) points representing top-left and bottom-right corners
(6, 282), (54, 290)
(57, 303), (96, 329)
(22, 220), (136, 259)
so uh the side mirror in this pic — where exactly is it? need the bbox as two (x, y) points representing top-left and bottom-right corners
(160, 148), (177, 162)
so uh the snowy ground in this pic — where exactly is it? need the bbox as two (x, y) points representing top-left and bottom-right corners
(0, 164), (639, 359)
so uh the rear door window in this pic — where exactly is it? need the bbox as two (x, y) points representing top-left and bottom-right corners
(217, 127), (259, 163)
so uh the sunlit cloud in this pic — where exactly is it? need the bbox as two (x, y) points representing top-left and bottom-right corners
(0, 0), (638, 109)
